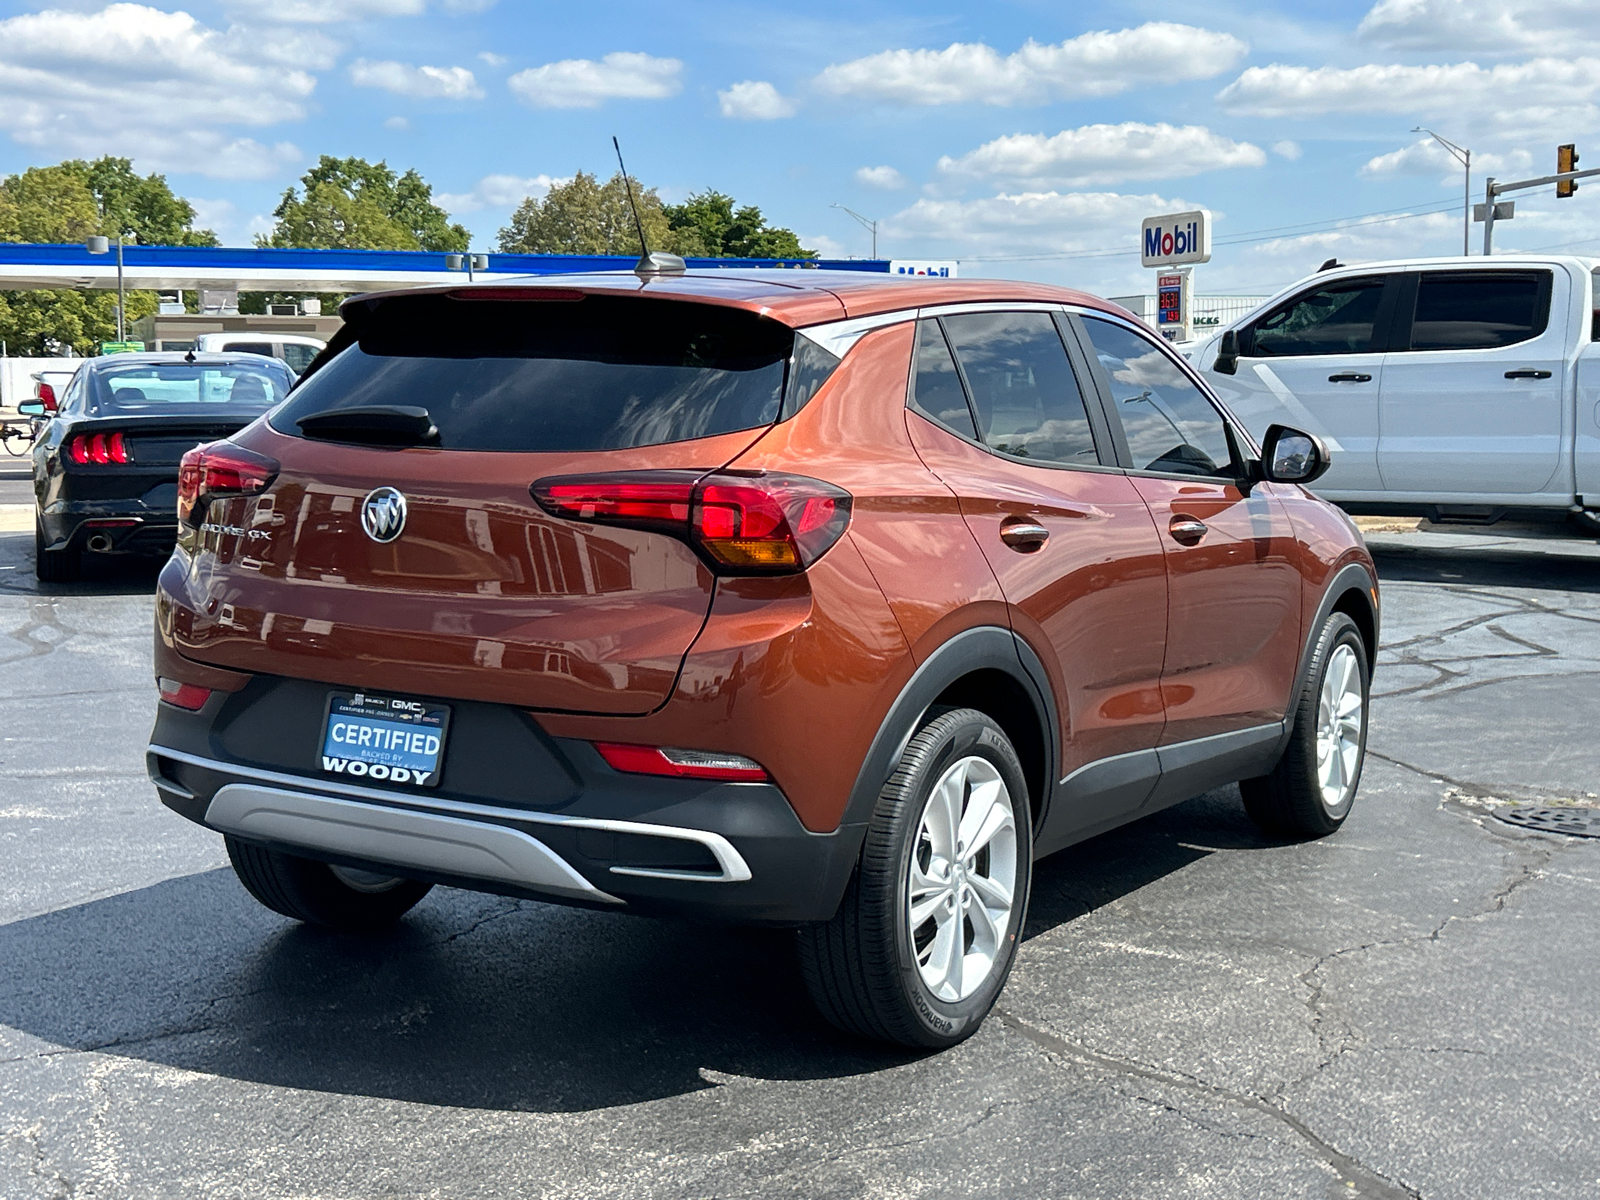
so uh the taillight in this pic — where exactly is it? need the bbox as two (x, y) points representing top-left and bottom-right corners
(531, 470), (852, 575)
(157, 677), (212, 710)
(67, 432), (132, 464)
(37, 383), (57, 412)
(177, 441), (279, 526)
(594, 742), (770, 782)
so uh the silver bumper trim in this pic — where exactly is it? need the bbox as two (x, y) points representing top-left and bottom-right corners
(148, 744), (753, 884)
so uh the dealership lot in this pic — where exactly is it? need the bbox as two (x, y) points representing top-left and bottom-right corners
(1, 526), (1598, 1200)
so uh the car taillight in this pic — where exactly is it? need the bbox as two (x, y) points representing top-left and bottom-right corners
(177, 441), (279, 526)
(37, 383), (57, 412)
(157, 677), (212, 710)
(67, 432), (132, 464)
(594, 742), (770, 782)
(531, 470), (852, 575)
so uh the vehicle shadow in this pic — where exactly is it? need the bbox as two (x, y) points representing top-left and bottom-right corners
(1370, 539), (1600, 594)
(0, 529), (162, 598)
(0, 789), (1265, 1113)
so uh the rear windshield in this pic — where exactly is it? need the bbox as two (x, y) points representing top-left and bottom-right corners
(272, 294), (838, 452)
(90, 361), (291, 415)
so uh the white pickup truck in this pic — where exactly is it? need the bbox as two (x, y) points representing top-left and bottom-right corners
(1190, 255), (1600, 532)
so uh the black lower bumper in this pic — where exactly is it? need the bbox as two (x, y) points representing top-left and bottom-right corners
(147, 676), (865, 925)
(40, 505), (177, 557)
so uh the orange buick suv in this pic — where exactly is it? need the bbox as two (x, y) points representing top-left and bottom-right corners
(147, 270), (1376, 1048)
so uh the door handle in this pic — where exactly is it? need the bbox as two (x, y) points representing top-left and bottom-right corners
(1504, 369), (1552, 379)
(1169, 517), (1207, 545)
(999, 521), (1049, 551)
(1327, 372), (1372, 383)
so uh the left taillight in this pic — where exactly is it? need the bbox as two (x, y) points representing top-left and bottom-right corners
(157, 677), (212, 710)
(531, 470), (852, 575)
(177, 441), (279, 527)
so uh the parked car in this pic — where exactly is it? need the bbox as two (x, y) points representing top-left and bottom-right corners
(194, 332), (326, 376)
(146, 271), (1377, 1048)
(23, 352), (293, 580)
(1189, 255), (1600, 532)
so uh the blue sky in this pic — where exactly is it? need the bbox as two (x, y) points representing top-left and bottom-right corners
(0, 0), (1596, 299)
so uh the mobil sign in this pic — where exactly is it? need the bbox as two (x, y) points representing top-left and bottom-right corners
(1140, 209), (1211, 268)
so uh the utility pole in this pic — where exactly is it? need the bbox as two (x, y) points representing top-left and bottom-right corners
(1412, 127), (1471, 255)
(831, 204), (879, 259)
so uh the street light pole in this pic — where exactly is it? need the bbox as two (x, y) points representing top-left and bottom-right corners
(85, 233), (129, 341)
(1412, 127), (1471, 255)
(831, 204), (879, 259)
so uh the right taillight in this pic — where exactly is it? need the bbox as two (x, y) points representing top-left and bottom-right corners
(67, 432), (131, 464)
(37, 383), (57, 412)
(178, 441), (279, 526)
(531, 470), (852, 575)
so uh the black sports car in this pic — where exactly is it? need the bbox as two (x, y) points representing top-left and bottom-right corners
(25, 352), (293, 581)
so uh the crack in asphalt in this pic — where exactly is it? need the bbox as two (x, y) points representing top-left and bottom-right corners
(9, 1124), (75, 1200)
(1368, 750), (1591, 809)
(993, 1008), (1418, 1199)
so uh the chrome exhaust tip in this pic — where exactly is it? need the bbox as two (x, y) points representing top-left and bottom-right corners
(86, 534), (113, 553)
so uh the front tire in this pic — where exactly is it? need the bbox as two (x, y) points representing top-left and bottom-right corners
(226, 837), (433, 931)
(799, 708), (1032, 1049)
(1241, 611), (1369, 838)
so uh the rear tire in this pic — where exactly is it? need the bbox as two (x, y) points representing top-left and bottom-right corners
(34, 516), (79, 583)
(225, 837), (433, 931)
(1241, 612), (1369, 839)
(799, 708), (1032, 1049)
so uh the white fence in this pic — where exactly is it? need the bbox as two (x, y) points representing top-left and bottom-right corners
(1107, 294), (1270, 333)
(0, 357), (82, 413)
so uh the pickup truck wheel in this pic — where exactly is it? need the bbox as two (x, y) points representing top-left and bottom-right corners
(225, 836), (433, 931)
(34, 516), (79, 583)
(798, 708), (1032, 1049)
(1241, 612), (1369, 839)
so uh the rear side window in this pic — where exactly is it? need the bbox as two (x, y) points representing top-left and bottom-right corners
(281, 343), (319, 374)
(1408, 271), (1551, 350)
(274, 294), (825, 452)
(1247, 278), (1387, 356)
(910, 319), (977, 437)
(1081, 317), (1234, 477)
(941, 311), (1099, 466)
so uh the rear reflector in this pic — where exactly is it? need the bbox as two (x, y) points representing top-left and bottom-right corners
(594, 742), (770, 782)
(177, 441), (279, 526)
(157, 677), (212, 710)
(532, 470), (852, 576)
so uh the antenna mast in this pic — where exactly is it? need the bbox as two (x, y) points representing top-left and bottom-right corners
(611, 136), (685, 276)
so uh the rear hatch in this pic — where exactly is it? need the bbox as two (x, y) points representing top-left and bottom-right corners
(170, 289), (822, 715)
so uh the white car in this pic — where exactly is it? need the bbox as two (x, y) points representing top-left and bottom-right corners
(1192, 255), (1600, 531)
(194, 333), (325, 376)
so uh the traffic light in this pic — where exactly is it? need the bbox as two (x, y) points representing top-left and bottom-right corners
(1558, 144), (1579, 198)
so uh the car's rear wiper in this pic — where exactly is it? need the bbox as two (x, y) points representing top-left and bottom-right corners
(295, 405), (440, 447)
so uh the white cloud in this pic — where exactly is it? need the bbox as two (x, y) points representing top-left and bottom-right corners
(350, 58), (482, 99)
(442, 0), (497, 11)
(717, 80), (795, 119)
(1360, 139), (1529, 178)
(224, 0), (425, 23)
(884, 189), (1189, 260)
(478, 51), (507, 67)
(384, 115), (410, 130)
(1216, 57), (1600, 128)
(814, 23), (1247, 106)
(803, 232), (852, 259)
(936, 123), (1265, 188)
(1272, 140), (1302, 160)
(856, 165), (907, 190)
(0, 3), (315, 178)
(437, 173), (565, 214)
(508, 52), (681, 109)
(1358, 0), (1600, 55)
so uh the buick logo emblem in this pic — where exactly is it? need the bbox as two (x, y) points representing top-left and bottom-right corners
(361, 487), (407, 543)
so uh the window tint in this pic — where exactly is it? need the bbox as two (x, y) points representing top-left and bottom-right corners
(273, 294), (799, 452)
(1081, 317), (1234, 477)
(782, 333), (841, 419)
(90, 363), (290, 414)
(910, 319), (977, 438)
(229, 342), (274, 357)
(1409, 271), (1549, 350)
(941, 312), (1098, 466)
(1248, 279), (1387, 356)
(281, 343), (319, 374)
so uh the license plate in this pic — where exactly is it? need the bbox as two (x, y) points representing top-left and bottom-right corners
(319, 691), (450, 788)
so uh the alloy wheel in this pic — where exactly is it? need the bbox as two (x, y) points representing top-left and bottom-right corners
(906, 755), (1019, 1002)
(1317, 643), (1364, 812)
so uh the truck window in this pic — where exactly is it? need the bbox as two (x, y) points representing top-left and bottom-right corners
(1408, 271), (1550, 350)
(1245, 278), (1387, 357)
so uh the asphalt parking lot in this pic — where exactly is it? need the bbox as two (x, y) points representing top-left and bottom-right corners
(2, 517), (1598, 1200)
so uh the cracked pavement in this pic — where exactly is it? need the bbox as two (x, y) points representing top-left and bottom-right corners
(2, 526), (1599, 1199)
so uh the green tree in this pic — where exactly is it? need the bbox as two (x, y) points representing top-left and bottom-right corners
(73, 157), (218, 246)
(664, 190), (813, 259)
(263, 156), (468, 251)
(497, 171), (676, 256)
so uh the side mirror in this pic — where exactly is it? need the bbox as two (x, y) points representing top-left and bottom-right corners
(1212, 329), (1239, 376)
(1261, 424), (1331, 485)
(17, 400), (46, 417)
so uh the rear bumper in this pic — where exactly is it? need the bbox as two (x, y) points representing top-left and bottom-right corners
(40, 500), (178, 556)
(147, 680), (866, 924)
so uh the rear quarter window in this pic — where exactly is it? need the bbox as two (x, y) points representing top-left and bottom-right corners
(274, 294), (838, 452)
